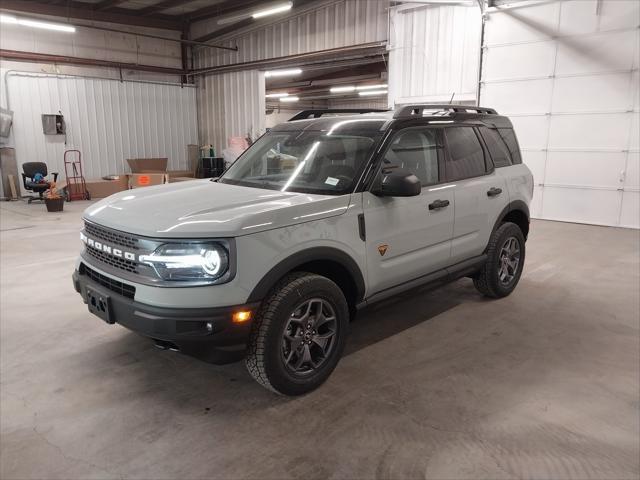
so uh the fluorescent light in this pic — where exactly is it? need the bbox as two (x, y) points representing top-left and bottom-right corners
(359, 90), (388, 96)
(0, 14), (75, 32)
(330, 86), (356, 93)
(356, 84), (388, 90)
(280, 96), (299, 102)
(0, 14), (18, 24)
(253, 2), (293, 19)
(266, 92), (289, 98)
(264, 68), (302, 78)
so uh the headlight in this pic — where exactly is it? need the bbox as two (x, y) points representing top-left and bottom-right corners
(139, 243), (229, 283)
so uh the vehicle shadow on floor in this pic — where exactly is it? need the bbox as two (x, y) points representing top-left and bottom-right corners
(345, 279), (476, 357)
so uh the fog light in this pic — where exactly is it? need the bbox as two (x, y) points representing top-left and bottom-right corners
(232, 310), (252, 323)
(206, 322), (213, 332)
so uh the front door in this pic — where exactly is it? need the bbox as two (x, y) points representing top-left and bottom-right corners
(363, 127), (454, 296)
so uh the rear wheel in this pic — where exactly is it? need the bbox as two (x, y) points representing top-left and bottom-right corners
(245, 272), (348, 395)
(473, 222), (525, 298)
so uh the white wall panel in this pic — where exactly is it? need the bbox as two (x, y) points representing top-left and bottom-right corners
(387, 4), (481, 106)
(551, 73), (633, 113)
(483, 1), (559, 45)
(544, 151), (627, 188)
(510, 116), (549, 149)
(620, 192), (640, 228)
(481, 79), (552, 114)
(548, 113), (632, 150)
(541, 187), (622, 226)
(197, 70), (265, 155)
(6, 73), (197, 190)
(481, 0), (640, 228)
(483, 41), (556, 81)
(554, 30), (637, 76)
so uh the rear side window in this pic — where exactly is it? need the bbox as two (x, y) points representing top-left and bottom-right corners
(383, 129), (440, 186)
(479, 127), (512, 168)
(444, 127), (487, 181)
(497, 128), (522, 165)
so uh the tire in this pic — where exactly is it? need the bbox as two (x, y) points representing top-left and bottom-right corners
(245, 272), (349, 396)
(473, 221), (526, 298)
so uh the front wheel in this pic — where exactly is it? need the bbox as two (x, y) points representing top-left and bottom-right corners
(473, 222), (526, 298)
(245, 272), (349, 395)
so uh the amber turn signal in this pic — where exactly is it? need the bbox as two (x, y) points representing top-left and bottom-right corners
(232, 310), (252, 323)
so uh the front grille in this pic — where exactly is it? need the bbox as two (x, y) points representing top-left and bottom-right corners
(86, 245), (138, 273)
(84, 222), (139, 250)
(80, 263), (136, 299)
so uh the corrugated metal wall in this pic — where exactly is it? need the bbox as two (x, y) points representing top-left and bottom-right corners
(197, 70), (265, 154)
(191, 0), (388, 69)
(193, 0), (388, 155)
(6, 72), (198, 188)
(387, 4), (482, 106)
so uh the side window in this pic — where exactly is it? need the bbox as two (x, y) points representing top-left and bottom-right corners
(382, 129), (440, 186)
(444, 127), (487, 181)
(479, 126), (512, 168)
(497, 128), (522, 165)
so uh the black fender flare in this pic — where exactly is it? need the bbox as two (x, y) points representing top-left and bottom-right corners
(491, 200), (530, 238)
(246, 247), (366, 304)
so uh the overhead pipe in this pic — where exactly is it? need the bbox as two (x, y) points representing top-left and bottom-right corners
(0, 49), (188, 76)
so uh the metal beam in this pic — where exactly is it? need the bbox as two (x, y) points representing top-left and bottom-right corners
(187, 0), (263, 23)
(0, 49), (188, 75)
(94, 0), (127, 11)
(0, 0), (184, 30)
(136, 0), (195, 16)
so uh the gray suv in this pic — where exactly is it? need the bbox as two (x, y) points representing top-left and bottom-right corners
(73, 104), (533, 395)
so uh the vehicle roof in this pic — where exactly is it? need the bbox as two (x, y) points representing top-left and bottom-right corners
(270, 109), (514, 133)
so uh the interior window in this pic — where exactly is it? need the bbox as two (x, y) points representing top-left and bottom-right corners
(444, 127), (487, 181)
(497, 128), (522, 165)
(479, 127), (512, 168)
(382, 129), (439, 186)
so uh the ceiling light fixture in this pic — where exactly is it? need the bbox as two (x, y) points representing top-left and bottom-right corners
(265, 92), (289, 98)
(252, 2), (293, 19)
(280, 96), (299, 102)
(330, 86), (356, 93)
(0, 14), (75, 32)
(264, 68), (302, 78)
(359, 90), (388, 96)
(356, 84), (388, 90)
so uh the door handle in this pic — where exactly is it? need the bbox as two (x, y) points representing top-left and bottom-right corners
(487, 187), (503, 197)
(428, 199), (450, 210)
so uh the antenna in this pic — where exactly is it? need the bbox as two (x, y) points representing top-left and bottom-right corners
(449, 92), (456, 103)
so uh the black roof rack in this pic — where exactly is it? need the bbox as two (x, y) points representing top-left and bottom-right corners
(393, 104), (497, 119)
(288, 109), (388, 121)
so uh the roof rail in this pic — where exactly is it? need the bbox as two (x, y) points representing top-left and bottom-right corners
(288, 108), (388, 121)
(393, 104), (497, 119)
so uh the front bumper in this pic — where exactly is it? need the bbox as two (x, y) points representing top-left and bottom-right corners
(73, 265), (259, 361)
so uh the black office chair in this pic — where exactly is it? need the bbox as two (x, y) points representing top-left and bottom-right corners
(22, 162), (58, 204)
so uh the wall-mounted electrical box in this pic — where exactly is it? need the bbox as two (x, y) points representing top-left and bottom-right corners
(42, 114), (65, 135)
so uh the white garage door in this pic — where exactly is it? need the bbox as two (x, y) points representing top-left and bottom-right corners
(480, 0), (639, 228)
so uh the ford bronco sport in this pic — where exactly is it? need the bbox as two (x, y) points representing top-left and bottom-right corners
(73, 104), (533, 395)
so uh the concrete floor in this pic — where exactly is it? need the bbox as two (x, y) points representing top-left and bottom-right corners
(1, 199), (638, 480)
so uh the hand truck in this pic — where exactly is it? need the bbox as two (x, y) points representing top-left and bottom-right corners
(64, 150), (90, 201)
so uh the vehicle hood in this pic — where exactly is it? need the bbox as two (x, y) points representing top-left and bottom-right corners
(83, 180), (352, 238)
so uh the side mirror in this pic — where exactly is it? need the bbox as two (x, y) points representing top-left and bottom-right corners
(373, 168), (421, 197)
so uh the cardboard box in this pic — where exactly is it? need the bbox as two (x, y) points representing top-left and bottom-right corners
(128, 173), (168, 189)
(169, 176), (197, 183)
(85, 176), (129, 198)
(127, 158), (167, 173)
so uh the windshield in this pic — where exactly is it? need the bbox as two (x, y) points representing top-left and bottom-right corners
(219, 130), (381, 195)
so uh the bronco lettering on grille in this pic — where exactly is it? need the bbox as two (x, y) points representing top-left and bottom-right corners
(80, 232), (137, 261)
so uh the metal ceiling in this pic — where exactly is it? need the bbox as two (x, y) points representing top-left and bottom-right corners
(0, 0), (269, 30)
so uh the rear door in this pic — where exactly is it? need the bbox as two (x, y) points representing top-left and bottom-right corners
(363, 127), (454, 295)
(442, 126), (509, 264)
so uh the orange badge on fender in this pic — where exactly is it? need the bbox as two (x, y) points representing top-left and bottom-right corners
(378, 244), (388, 256)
